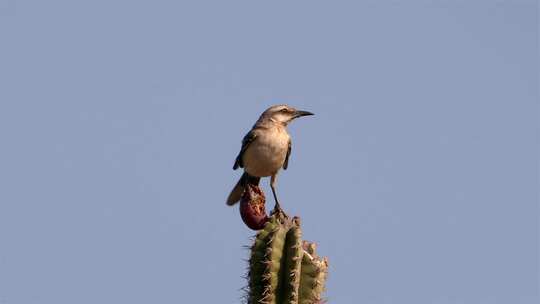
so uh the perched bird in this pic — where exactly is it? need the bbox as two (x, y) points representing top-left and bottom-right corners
(227, 105), (314, 211)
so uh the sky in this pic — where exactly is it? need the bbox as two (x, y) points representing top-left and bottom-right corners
(0, 1), (538, 303)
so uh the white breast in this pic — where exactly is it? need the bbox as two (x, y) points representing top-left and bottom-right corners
(243, 127), (290, 177)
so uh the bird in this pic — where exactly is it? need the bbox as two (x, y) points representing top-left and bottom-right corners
(226, 104), (314, 211)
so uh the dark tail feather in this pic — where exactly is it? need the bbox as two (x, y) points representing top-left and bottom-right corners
(226, 173), (260, 206)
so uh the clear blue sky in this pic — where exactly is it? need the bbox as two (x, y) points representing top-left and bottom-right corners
(0, 1), (538, 303)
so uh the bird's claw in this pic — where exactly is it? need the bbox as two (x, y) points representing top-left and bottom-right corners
(271, 203), (288, 219)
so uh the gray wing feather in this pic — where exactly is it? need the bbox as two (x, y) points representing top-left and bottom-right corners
(233, 130), (257, 170)
(283, 139), (291, 170)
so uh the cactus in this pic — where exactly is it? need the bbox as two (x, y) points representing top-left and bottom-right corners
(246, 212), (328, 304)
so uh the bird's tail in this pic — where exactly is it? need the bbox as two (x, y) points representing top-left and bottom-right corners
(226, 172), (260, 206)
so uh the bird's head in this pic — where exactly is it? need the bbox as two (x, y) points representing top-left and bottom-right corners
(259, 104), (314, 126)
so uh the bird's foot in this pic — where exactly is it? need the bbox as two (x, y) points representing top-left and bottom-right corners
(271, 202), (288, 218)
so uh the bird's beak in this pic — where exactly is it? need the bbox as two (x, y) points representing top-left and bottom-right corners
(294, 110), (314, 118)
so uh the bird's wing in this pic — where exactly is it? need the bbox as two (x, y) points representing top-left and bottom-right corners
(283, 138), (291, 170)
(233, 130), (257, 170)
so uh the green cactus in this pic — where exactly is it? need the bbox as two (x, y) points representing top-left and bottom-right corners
(246, 212), (328, 304)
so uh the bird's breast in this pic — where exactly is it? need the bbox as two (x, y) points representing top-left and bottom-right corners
(243, 128), (289, 177)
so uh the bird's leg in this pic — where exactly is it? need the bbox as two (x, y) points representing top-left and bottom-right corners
(270, 174), (283, 214)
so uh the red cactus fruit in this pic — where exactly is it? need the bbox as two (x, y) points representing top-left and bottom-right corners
(239, 184), (268, 230)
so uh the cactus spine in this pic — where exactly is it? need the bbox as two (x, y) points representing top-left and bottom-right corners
(247, 213), (328, 304)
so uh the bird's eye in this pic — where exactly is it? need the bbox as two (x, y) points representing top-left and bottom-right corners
(280, 108), (288, 113)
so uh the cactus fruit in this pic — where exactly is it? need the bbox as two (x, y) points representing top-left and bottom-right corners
(240, 184), (269, 230)
(246, 212), (328, 304)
